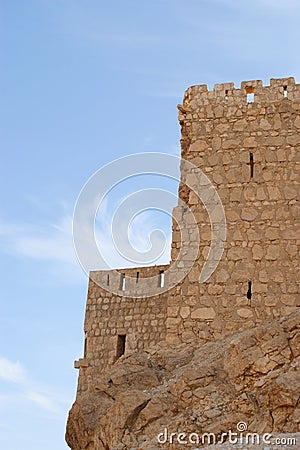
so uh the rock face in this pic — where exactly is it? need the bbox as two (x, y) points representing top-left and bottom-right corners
(66, 309), (300, 449)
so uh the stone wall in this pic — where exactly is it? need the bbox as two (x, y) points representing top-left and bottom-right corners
(75, 265), (170, 392)
(167, 77), (300, 344)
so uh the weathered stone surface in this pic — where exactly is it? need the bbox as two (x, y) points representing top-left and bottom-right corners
(252, 244), (264, 260)
(215, 268), (230, 282)
(237, 308), (254, 318)
(266, 244), (280, 260)
(191, 307), (216, 320)
(66, 311), (300, 450)
(190, 139), (207, 152)
(227, 247), (250, 260)
(179, 306), (190, 319)
(241, 208), (258, 221)
(283, 186), (298, 199)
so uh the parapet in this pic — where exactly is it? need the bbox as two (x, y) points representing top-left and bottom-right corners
(87, 264), (170, 299)
(181, 77), (300, 111)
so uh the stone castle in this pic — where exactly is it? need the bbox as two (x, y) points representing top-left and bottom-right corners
(72, 76), (299, 399)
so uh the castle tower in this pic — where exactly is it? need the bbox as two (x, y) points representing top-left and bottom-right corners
(74, 77), (299, 393)
(167, 77), (299, 344)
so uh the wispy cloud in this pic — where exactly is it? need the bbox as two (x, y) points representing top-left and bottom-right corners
(94, 192), (172, 269)
(15, 215), (77, 266)
(0, 213), (87, 286)
(0, 201), (172, 274)
(24, 391), (66, 416)
(0, 358), (27, 385)
(0, 357), (70, 418)
(0, 215), (76, 264)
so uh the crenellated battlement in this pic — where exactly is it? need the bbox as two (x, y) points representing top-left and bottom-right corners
(180, 77), (300, 113)
(88, 264), (169, 299)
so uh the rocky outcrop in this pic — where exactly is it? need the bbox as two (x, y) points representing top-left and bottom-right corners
(66, 310), (299, 449)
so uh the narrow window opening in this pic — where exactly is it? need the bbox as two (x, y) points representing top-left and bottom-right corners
(116, 335), (126, 359)
(84, 333), (87, 357)
(247, 281), (252, 300)
(246, 87), (254, 103)
(225, 89), (229, 101)
(120, 273), (126, 291)
(159, 270), (165, 288)
(283, 85), (288, 98)
(107, 274), (110, 286)
(136, 271), (139, 283)
(249, 152), (254, 178)
(247, 93), (254, 103)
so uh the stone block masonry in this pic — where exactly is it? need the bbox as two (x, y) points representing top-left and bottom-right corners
(75, 265), (170, 392)
(171, 77), (299, 344)
(74, 77), (299, 394)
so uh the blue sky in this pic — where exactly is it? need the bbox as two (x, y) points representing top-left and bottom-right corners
(0, 0), (299, 448)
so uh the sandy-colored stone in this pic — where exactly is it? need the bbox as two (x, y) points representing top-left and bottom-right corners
(241, 208), (258, 221)
(190, 139), (207, 152)
(191, 307), (216, 320)
(215, 268), (230, 283)
(66, 311), (300, 450)
(252, 244), (264, 260)
(227, 247), (249, 260)
(237, 308), (254, 319)
(266, 244), (280, 260)
(179, 306), (190, 319)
